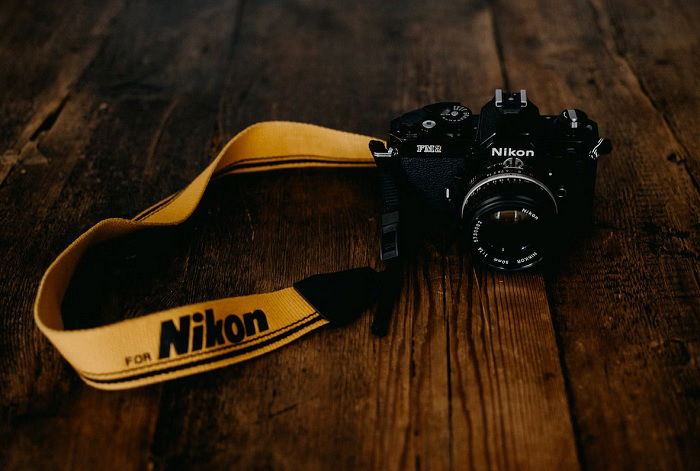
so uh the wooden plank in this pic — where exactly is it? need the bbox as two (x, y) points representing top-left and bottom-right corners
(146, 1), (578, 470)
(444, 266), (580, 469)
(490, 0), (700, 468)
(0, 1), (242, 470)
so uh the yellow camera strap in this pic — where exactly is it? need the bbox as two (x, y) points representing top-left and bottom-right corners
(34, 121), (382, 390)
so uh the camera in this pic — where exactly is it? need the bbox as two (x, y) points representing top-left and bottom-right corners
(369, 89), (612, 271)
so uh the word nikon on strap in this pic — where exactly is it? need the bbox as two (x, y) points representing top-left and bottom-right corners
(34, 122), (387, 390)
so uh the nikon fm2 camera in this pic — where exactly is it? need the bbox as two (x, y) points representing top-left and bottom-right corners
(370, 89), (612, 271)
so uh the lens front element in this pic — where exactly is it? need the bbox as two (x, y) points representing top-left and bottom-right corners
(484, 208), (539, 252)
(489, 209), (533, 224)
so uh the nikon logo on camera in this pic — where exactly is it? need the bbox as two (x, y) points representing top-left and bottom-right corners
(158, 309), (270, 359)
(416, 144), (442, 153)
(491, 147), (534, 157)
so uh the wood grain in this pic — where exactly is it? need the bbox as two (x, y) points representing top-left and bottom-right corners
(0, 0), (697, 470)
(591, 0), (700, 181)
(0, 0), (123, 182)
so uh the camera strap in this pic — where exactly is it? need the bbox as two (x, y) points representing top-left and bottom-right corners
(34, 121), (387, 390)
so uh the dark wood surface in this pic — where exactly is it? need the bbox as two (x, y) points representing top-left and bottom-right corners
(1, 0), (698, 469)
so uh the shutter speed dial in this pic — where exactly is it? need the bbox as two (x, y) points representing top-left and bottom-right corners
(440, 104), (471, 123)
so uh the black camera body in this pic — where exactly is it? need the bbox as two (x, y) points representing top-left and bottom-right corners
(370, 89), (612, 271)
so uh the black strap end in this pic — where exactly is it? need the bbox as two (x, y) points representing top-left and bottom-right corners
(293, 268), (380, 327)
(370, 261), (402, 337)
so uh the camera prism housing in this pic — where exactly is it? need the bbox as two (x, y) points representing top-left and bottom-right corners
(370, 89), (612, 271)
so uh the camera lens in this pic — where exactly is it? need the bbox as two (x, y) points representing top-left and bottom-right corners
(461, 174), (557, 270)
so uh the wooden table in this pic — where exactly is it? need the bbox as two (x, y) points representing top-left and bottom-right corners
(1, 1), (698, 469)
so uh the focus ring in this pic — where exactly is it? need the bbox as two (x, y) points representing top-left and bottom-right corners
(460, 173), (557, 219)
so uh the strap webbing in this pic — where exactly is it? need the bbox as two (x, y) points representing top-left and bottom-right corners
(34, 121), (379, 390)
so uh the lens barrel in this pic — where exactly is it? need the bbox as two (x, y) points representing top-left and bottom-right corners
(461, 174), (557, 271)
